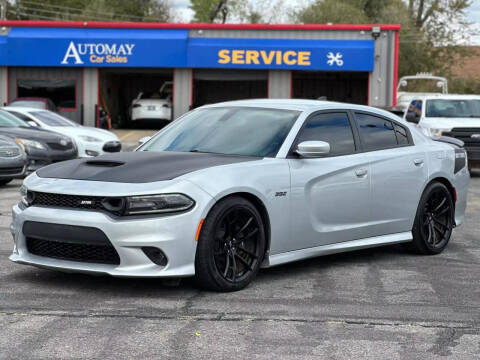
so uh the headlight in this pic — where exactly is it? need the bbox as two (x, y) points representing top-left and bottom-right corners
(20, 185), (29, 206)
(124, 194), (195, 215)
(78, 135), (102, 142)
(16, 138), (46, 150)
(429, 128), (451, 137)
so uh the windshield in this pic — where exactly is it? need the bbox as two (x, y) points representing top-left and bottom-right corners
(30, 111), (80, 127)
(426, 99), (480, 118)
(140, 107), (300, 157)
(0, 109), (29, 127)
(9, 100), (45, 109)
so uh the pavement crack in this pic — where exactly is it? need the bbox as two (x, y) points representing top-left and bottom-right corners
(0, 310), (478, 332)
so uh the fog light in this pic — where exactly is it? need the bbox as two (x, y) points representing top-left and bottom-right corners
(86, 150), (99, 156)
(142, 247), (168, 266)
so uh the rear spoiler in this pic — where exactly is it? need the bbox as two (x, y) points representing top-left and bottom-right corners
(432, 136), (464, 148)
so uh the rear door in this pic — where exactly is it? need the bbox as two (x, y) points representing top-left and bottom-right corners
(354, 111), (427, 235)
(288, 111), (373, 250)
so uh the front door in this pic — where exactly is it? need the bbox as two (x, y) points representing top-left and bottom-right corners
(288, 111), (373, 251)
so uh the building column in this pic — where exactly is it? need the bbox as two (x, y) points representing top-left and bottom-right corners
(268, 70), (291, 98)
(83, 68), (99, 127)
(173, 68), (192, 119)
(0, 67), (8, 106)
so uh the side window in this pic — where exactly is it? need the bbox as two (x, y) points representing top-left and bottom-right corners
(355, 113), (398, 151)
(394, 124), (409, 145)
(296, 112), (355, 156)
(7, 111), (36, 125)
(406, 100), (422, 122)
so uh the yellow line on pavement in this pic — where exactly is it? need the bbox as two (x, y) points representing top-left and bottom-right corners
(119, 131), (136, 141)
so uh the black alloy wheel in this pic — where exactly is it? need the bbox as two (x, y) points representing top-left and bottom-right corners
(411, 182), (454, 254)
(195, 196), (266, 291)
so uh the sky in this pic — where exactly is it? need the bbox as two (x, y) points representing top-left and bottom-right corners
(168, 0), (480, 45)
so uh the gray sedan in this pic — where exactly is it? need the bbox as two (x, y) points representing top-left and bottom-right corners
(10, 100), (470, 291)
(0, 135), (26, 186)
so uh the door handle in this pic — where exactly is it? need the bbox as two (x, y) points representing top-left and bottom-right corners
(413, 158), (424, 166)
(355, 168), (368, 177)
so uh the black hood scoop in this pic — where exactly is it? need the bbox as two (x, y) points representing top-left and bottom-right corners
(36, 151), (259, 183)
(85, 160), (125, 167)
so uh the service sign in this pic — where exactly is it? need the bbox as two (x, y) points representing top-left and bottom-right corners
(187, 38), (374, 71)
(0, 27), (374, 71)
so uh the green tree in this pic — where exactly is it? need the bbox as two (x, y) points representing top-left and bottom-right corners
(190, 0), (230, 23)
(293, 0), (473, 81)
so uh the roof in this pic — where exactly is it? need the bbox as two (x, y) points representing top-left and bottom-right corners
(408, 94), (480, 100)
(0, 20), (401, 31)
(202, 98), (405, 121)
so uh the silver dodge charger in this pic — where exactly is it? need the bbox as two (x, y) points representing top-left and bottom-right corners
(10, 100), (469, 291)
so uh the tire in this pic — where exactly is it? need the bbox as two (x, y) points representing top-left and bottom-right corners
(0, 179), (12, 186)
(410, 181), (455, 255)
(194, 196), (266, 292)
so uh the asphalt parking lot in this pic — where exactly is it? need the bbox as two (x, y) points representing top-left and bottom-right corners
(0, 172), (479, 358)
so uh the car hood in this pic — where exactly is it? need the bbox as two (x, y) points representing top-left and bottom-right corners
(36, 151), (260, 183)
(0, 126), (69, 142)
(422, 117), (480, 129)
(50, 126), (119, 141)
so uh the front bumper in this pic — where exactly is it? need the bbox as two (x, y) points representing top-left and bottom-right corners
(9, 178), (215, 277)
(25, 148), (78, 173)
(0, 155), (27, 179)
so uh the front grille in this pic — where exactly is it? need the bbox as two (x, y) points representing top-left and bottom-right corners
(26, 237), (120, 265)
(0, 166), (23, 175)
(0, 147), (20, 158)
(23, 221), (120, 265)
(47, 141), (73, 151)
(445, 128), (480, 147)
(29, 191), (123, 216)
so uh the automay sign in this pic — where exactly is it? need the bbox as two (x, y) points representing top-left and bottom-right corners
(61, 41), (135, 64)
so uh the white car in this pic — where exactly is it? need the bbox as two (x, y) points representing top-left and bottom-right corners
(130, 81), (172, 122)
(3, 107), (121, 157)
(10, 100), (469, 292)
(404, 94), (480, 170)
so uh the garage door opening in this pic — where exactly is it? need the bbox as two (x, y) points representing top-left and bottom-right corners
(192, 70), (268, 108)
(292, 71), (369, 105)
(99, 68), (173, 129)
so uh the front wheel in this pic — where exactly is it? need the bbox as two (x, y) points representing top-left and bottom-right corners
(194, 196), (266, 292)
(410, 182), (454, 254)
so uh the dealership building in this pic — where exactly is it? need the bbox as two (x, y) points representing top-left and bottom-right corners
(0, 21), (400, 127)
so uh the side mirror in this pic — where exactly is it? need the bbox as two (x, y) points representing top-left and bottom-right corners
(296, 141), (330, 158)
(405, 112), (419, 124)
(103, 141), (122, 153)
(138, 136), (152, 145)
(27, 121), (37, 127)
(399, 80), (408, 88)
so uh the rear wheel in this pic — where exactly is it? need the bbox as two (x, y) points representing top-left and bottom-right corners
(410, 182), (454, 254)
(194, 196), (266, 292)
(0, 179), (12, 186)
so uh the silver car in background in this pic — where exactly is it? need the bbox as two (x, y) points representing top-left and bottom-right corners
(10, 100), (469, 291)
(0, 135), (26, 186)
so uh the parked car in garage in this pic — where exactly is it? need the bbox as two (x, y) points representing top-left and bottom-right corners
(404, 94), (480, 171)
(0, 109), (77, 173)
(130, 81), (172, 123)
(0, 135), (27, 185)
(3, 107), (121, 157)
(10, 99), (469, 291)
(8, 97), (57, 112)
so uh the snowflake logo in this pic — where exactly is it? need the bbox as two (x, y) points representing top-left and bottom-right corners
(326, 52), (344, 66)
